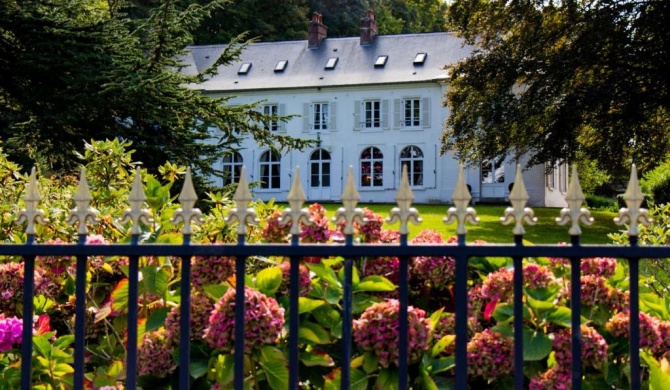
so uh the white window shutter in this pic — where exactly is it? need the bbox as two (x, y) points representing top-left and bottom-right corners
(382, 99), (390, 130)
(353, 100), (361, 131)
(303, 103), (311, 132)
(278, 104), (286, 133)
(422, 97), (431, 128)
(330, 101), (337, 131)
(394, 99), (401, 129)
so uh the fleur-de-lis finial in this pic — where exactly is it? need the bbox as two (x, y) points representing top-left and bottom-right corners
(68, 167), (99, 235)
(334, 166), (365, 235)
(444, 165), (478, 235)
(614, 164), (651, 237)
(501, 165), (536, 235)
(120, 167), (152, 235)
(171, 167), (202, 235)
(16, 167), (46, 235)
(226, 167), (258, 235)
(388, 165), (421, 235)
(556, 165), (593, 235)
(281, 167), (312, 236)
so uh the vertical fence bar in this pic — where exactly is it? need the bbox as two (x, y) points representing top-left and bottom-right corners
(629, 237), (640, 390)
(512, 235), (524, 390)
(73, 234), (87, 389)
(126, 235), (140, 390)
(455, 234), (468, 389)
(398, 234), (409, 390)
(20, 236), (36, 390)
(289, 235), (300, 389)
(341, 235), (354, 390)
(234, 234), (246, 389)
(179, 235), (192, 389)
(570, 235), (582, 390)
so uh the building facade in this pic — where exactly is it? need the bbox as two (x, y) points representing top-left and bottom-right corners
(183, 11), (567, 207)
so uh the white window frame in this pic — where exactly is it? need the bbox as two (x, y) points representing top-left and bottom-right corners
(481, 157), (505, 184)
(360, 146), (384, 188)
(364, 100), (381, 129)
(400, 145), (424, 187)
(263, 104), (279, 132)
(259, 150), (281, 189)
(222, 152), (243, 186)
(312, 102), (329, 130)
(403, 98), (421, 128)
(310, 149), (331, 188)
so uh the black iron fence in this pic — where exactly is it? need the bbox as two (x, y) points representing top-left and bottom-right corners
(2, 164), (664, 389)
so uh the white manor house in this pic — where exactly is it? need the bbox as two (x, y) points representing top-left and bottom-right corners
(183, 11), (567, 207)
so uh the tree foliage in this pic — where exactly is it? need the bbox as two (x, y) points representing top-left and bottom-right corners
(0, 0), (310, 180)
(442, 0), (670, 175)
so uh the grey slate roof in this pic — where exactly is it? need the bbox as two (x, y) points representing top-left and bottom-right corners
(183, 33), (473, 92)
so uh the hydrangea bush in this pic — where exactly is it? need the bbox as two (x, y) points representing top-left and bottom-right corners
(0, 141), (669, 389)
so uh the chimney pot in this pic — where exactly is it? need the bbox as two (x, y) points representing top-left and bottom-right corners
(308, 12), (328, 49)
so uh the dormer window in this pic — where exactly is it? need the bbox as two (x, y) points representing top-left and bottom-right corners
(325, 57), (338, 70)
(274, 60), (288, 72)
(374, 55), (388, 67)
(413, 53), (427, 65)
(238, 63), (252, 74)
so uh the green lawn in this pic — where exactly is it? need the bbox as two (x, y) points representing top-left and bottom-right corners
(312, 203), (619, 244)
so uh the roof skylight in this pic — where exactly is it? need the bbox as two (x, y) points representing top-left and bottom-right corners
(274, 60), (288, 72)
(238, 63), (252, 74)
(375, 55), (388, 67)
(413, 53), (427, 65)
(325, 57), (338, 70)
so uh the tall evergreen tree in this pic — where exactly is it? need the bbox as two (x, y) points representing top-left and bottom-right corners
(442, 0), (670, 175)
(0, 0), (310, 178)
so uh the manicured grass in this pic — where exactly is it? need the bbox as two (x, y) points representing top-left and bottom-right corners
(313, 203), (619, 244)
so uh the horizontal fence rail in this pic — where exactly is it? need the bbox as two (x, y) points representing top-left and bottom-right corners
(1, 164), (665, 389)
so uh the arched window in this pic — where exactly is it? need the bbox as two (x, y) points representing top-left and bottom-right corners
(360, 146), (383, 187)
(310, 149), (331, 187)
(259, 150), (281, 189)
(399, 145), (424, 186)
(221, 152), (243, 186)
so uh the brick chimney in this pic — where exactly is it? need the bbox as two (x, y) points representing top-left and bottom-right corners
(308, 12), (327, 49)
(360, 9), (377, 45)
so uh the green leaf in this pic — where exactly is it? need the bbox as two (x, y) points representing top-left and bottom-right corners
(324, 286), (342, 304)
(350, 367), (369, 390)
(643, 352), (670, 390)
(299, 297), (326, 314)
(299, 321), (332, 345)
(32, 335), (52, 358)
(354, 275), (395, 292)
(141, 266), (170, 297)
(492, 303), (514, 323)
(190, 360), (208, 380)
(352, 294), (379, 314)
(312, 304), (341, 329)
(431, 335), (455, 358)
(306, 262), (341, 289)
(259, 345), (286, 364)
(203, 284), (229, 301)
(146, 307), (171, 332)
(110, 278), (129, 312)
(545, 306), (573, 328)
(362, 351), (379, 374)
(523, 327), (552, 361)
(52, 335), (75, 349)
(338, 265), (360, 287)
(255, 266), (283, 295)
(258, 359), (288, 390)
(52, 363), (74, 376)
(376, 367), (400, 389)
(300, 350), (335, 367)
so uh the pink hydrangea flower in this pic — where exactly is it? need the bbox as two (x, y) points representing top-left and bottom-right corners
(411, 229), (455, 289)
(86, 234), (108, 270)
(654, 321), (670, 359)
(606, 311), (661, 351)
(37, 238), (73, 276)
(191, 254), (235, 290)
(353, 299), (431, 368)
(570, 275), (612, 307)
(0, 262), (53, 316)
(580, 257), (617, 278)
(136, 328), (177, 378)
(467, 329), (514, 379)
(337, 208), (384, 243)
(277, 261), (312, 297)
(300, 203), (330, 243)
(480, 263), (555, 304)
(0, 315), (23, 352)
(165, 292), (214, 345)
(551, 325), (608, 368)
(203, 287), (285, 354)
(262, 210), (291, 243)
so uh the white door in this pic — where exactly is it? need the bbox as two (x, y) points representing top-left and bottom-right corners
(308, 149), (331, 200)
